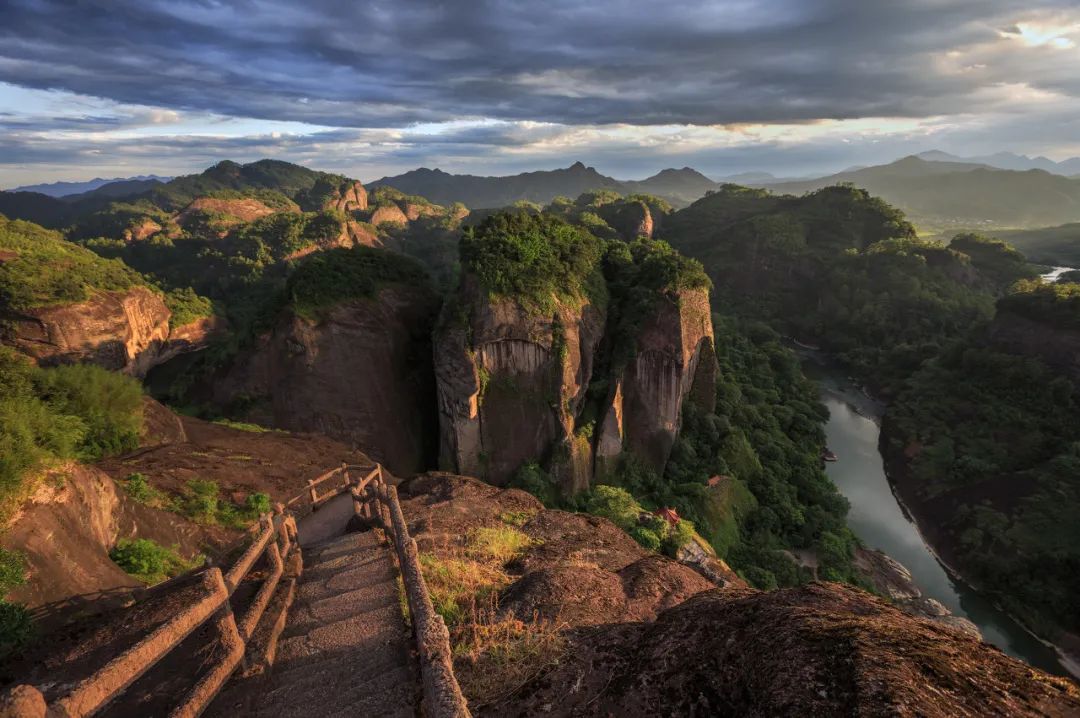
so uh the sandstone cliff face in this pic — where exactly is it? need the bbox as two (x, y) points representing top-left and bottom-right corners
(988, 311), (1080, 384)
(3, 287), (172, 377)
(326, 180), (369, 214)
(435, 281), (606, 489)
(1, 463), (219, 617)
(598, 200), (659, 240)
(596, 288), (716, 475)
(214, 287), (440, 476)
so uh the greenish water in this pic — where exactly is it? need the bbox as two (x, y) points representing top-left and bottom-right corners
(808, 366), (1072, 678)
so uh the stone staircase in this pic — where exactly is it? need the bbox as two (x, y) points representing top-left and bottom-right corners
(208, 530), (420, 717)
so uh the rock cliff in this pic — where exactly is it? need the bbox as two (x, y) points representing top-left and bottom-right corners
(215, 286), (441, 476)
(435, 279), (606, 489)
(596, 287), (716, 475)
(3, 287), (172, 377)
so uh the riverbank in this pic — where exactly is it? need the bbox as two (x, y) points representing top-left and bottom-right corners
(799, 349), (1077, 679)
(880, 410), (1080, 681)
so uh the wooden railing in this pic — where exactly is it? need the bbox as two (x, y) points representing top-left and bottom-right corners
(357, 476), (472, 718)
(0, 462), (462, 718)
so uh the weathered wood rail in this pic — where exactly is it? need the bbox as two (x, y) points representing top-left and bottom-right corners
(2, 464), (470, 718)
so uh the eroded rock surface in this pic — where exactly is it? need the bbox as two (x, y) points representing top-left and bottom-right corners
(435, 279), (605, 488)
(4, 286), (172, 376)
(215, 286), (440, 475)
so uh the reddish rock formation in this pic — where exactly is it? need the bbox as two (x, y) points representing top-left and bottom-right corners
(434, 279), (606, 489)
(368, 204), (410, 227)
(213, 286), (440, 476)
(0, 463), (223, 616)
(122, 218), (162, 242)
(489, 582), (1080, 716)
(176, 196), (289, 227)
(596, 287), (716, 475)
(326, 180), (369, 214)
(3, 286), (172, 376)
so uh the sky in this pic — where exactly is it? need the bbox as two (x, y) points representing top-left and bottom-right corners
(1, 0), (1079, 187)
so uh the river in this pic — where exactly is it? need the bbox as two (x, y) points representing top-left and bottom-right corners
(805, 363), (1074, 678)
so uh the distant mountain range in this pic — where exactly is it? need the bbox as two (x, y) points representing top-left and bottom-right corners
(765, 156), (1080, 229)
(370, 162), (720, 208)
(917, 150), (1080, 177)
(8, 175), (171, 197)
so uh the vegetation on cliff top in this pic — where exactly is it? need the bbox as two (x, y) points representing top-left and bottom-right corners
(460, 212), (606, 313)
(287, 246), (433, 320)
(0, 349), (144, 523)
(998, 279), (1080, 330)
(0, 214), (145, 310)
(662, 185), (1031, 393)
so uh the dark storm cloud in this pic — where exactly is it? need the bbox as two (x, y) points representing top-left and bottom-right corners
(1, 0), (1077, 128)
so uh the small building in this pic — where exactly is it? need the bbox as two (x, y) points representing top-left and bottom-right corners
(654, 507), (680, 526)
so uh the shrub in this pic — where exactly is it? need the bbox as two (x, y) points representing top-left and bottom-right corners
(584, 485), (641, 532)
(244, 492), (271, 516)
(164, 287), (215, 328)
(121, 472), (163, 505)
(0, 549), (26, 596)
(287, 246), (432, 320)
(663, 519), (697, 557)
(630, 526), (662, 551)
(109, 538), (196, 584)
(177, 479), (221, 523)
(508, 463), (558, 507)
(34, 363), (144, 459)
(0, 349), (143, 523)
(0, 601), (32, 660)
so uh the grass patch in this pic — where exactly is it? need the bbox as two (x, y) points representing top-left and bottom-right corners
(498, 510), (536, 528)
(109, 538), (199, 585)
(465, 526), (535, 563)
(211, 418), (279, 433)
(451, 600), (566, 708)
(418, 553), (508, 627)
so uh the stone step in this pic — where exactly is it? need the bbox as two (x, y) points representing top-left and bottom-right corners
(300, 548), (393, 587)
(275, 603), (408, 669)
(294, 557), (395, 605)
(286, 577), (399, 636)
(260, 643), (411, 706)
(258, 664), (417, 718)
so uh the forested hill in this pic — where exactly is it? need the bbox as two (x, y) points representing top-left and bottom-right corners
(765, 156), (1080, 230)
(371, 162), (720, 208)
(661, 184), (1034, 393)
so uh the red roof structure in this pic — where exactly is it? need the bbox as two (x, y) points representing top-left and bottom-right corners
(654, 507), (680, 526)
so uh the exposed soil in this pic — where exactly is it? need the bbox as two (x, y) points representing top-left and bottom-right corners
(97, 406), (371, 504)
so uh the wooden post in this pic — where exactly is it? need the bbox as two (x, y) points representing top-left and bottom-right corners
(342, 462), (350, 487)
(307, 479), (318, 505)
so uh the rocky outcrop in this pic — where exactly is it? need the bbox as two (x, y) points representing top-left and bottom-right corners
(597, 199), (658, 240)
(3, 287), (172, 376)
(368, 204), (410, 227)
(122, 218), (162, 242)
(158, 315), (229, 364)
(494, 582), (1080, 716)
(0, 463), (220, 617)
(399, 473), (1080, 717)
(596, 288), (716, 475)
(176, 196), (288, 227)
(435, 280), (606, 489)
(988, 310), (1080, 384)
(326, 180), (368, 214)
(853, 546), (980, 637)
(214, 286), (440, 476)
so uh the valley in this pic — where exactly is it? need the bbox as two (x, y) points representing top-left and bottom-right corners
(2, 156), (1080, 714)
